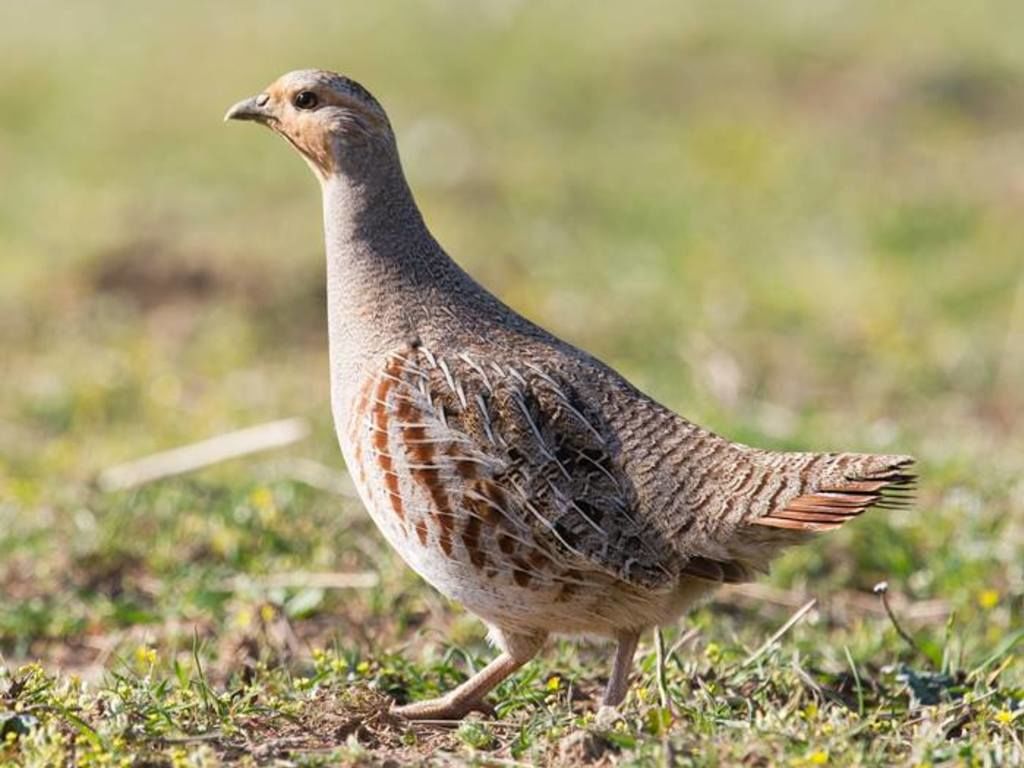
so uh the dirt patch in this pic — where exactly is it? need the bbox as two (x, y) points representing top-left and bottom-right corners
(90, 240), (231, 309)
(86, 238), (327, 344)
(209, 685), (460, 764)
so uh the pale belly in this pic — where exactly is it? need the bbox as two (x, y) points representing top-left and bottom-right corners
(339, 422), (555, 630)
(338, 429), (712, 636)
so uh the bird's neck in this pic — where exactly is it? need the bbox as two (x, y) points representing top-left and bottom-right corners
(320, 149), (471, 395)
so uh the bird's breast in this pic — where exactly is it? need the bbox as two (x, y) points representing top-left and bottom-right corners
(332, 348), (664, 635)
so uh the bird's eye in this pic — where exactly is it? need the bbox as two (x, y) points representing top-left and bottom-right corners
(293, 91), (319, 110)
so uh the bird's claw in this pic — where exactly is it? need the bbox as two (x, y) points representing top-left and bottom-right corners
(392, 695), (496, 721)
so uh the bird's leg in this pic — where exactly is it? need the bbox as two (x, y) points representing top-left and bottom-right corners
(601, 629), (641, 707)
(394, 630), (545, 721)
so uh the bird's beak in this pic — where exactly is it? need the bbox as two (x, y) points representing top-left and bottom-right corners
(224, 95), (272, 123)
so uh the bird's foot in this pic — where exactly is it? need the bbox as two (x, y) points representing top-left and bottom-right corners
(392, 694), (496, 721)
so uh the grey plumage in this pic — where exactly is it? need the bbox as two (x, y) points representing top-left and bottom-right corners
(226, 69), (916, 719)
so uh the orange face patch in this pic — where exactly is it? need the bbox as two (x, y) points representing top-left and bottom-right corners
(256, 73), (390, 178)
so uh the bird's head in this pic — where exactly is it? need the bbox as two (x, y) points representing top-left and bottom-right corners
(225, 69), (392, 181)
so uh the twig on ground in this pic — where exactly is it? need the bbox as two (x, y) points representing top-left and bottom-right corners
(257, 456), (359, 498)
(721, 582), (950, 623)
(666, 627), (701, 660)
(222, 571), (379, 591)
(97, 417), (310, 491)
(742, 598), (817, 668)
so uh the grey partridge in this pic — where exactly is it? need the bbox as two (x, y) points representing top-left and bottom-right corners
(226, 70), (915, 720)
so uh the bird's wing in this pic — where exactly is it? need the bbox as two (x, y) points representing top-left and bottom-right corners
(361, 342), (679, 591)
(364, 341), (915, 590)
(590, 371), (916, 584)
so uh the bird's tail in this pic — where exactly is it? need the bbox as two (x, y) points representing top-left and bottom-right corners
(676, 450), (916, 585)
(750, 451), (916, 533)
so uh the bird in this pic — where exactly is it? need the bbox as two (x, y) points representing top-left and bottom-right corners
(225, 70), (915, 721)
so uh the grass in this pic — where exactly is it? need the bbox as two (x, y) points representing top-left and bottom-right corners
(1, 1), (1023, 764)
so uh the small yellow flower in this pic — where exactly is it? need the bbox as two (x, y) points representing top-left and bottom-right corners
(808, 750), (829, 765)
(978, 590), (999, 610)
(249, 486), (278, 523)
(210, 526), (235, 556)
(134, 645), (157, 667)
(249, 486), (274, 510)
(994, 709), (1017, 726)
(233, 606), (253, 629)
(546, 675), (562, 692)
(260, 603), (276, 623)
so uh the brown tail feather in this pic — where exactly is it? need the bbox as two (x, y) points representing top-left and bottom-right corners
(676, 452), (915, 585)
(752, 454), (915, 534)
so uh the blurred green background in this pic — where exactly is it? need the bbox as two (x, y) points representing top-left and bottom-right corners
(0, 0), (1021, 762)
